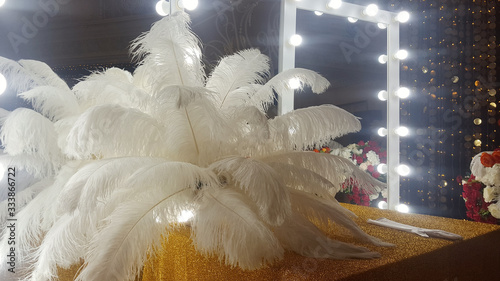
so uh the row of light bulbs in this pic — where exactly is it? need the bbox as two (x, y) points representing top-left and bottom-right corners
(155, 0), (199, 16)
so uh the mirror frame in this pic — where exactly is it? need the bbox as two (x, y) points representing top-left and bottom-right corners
(279, 0), (402, 210)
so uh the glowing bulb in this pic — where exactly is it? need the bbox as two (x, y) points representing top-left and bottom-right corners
(289, 34), (302, 46)
(377, 164), (388, 174)
(314, 11), (323, 16)
(364, 4), (378, 16)
(395, 126), (409, 136)
(347, 17), (358, 23)
(155, 0), (169, 16)
(0, 73), (6, 95)
(395, 204), (410, 213)
(378, 90), (388, 101)
(394, 49), (408, 60)
(396, 164), (410, 176)
(327, 0), (342, 9)
(396, 87), (410, 99)
(395, 11), (410, 23)
(0, 0), (5, 8)
(288, 78), (301, 89)
(178, 0), (198, 11)
(377, 23), (387, 29)
(378, 55), (388, 64)
(378, 201), (388, 210)
(377, 127), (388, 137)
(177, 210), (194, 223)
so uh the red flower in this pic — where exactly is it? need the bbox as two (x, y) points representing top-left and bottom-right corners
(357, 141), (365, 146)
(492, 150), (500, 163)
(369, 140), (378, 147)
(456, 175), (463, 184)
(372, 171), (380, 179)
(367, 165), (375, 173)
(356, 156), (363, 164)
(313, 149), (319, 153)
(481, 152), (496, 167)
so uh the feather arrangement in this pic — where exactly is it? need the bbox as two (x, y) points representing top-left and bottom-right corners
(0, 12), (390, 281)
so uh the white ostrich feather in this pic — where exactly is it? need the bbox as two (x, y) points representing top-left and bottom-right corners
(153, 86), (235, 165)
(27, 212), (85, 281)
(18, 86), (80, 122)
(192, 187), (284, 270)
(261, 152), (385, 194)
(18, 60), (70, 91)
(266, 162), (336, 199)
(76, 186), (198, 281)
(209, 156), (291, 225)
(0, 179), (51, 234)
(206, 49), (269, 109)
(269, 104), (361, 150)
(289, 189), (393, 247)
(131, 12), (205, 88)
(0, 109), (64, 175)
(64, 104), (166, 159)
(0, 58), (68, 93)
(251, 68), (330, 109)
(272, 213), (380, 260)
(72, 68), (149, 111)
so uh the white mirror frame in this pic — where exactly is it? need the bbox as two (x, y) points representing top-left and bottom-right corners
(279, 0), (402, 210)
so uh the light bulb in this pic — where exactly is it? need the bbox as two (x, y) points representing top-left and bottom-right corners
(377, 127), (388, 137)
(155, 0), (169, 16)
(288, 78), (301, 89)
(396, 164), (410, 176)
(364, 4), (378, 16)
(395, 126), (409, 136)
(377, 164), (388, 174)
(347, 17), (358, 23)
(314, 11), (323, 16)
(378, 55), (388, 64)
(0, 0), (5, 8)
(395, 204), (410, 213)
(178, 0), (198, 11)
(396, 87), (410, 99)
(378, 90), (388, 101)
(377, 23), (387, 29)
(177, 210), (194, 223)
(289, 34), (302, 46)
(0, 73), (6, 95)
(394, 49), (408, 60)
(395, 11), (410, 23)
(327, 0), (342, 9)
(378, 201), (388, 210)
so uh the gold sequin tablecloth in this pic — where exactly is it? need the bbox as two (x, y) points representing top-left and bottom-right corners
(58, 204), (500, 281)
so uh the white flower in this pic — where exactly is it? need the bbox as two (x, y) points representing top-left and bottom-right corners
(488, 202), (500, 219)
(366, 150), (380, 166)
(359, 162), (368, 171)
(381, 188), (388, 199)
(347, 144), (357, 150)
(483, 186), (500, 203)
(340, 148), (353, 160)
(477, 164), (500, 187)
(369, 193), (380, 200)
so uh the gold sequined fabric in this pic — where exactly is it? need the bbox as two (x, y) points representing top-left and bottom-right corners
(59, 204), (500, 280)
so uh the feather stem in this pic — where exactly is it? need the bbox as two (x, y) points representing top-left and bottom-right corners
(184, 107), (200, 157)
(107, 187), (188, 263)
(207, 191), (253, 226)
(173, 45), (185, 86)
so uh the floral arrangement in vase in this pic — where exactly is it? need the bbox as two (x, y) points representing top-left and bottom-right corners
(461, 149), (500, 224)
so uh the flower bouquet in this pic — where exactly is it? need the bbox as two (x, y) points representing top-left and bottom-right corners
(461, 149), (500, 224)
(329, 141), (387, 206)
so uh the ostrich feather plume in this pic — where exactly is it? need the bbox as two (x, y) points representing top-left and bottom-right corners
(0, 11), (389, 281)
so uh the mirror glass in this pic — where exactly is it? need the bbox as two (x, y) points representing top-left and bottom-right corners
(295, 9), (387, 147)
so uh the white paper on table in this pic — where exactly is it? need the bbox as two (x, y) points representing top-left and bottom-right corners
(367, 217), (463, 241)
